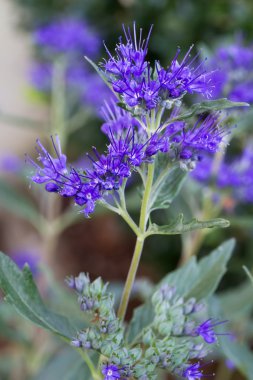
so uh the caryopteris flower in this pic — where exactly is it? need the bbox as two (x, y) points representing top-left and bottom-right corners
(146, 112), (230, 165)
(102, 24), (215, 112)
(192, 141), (253, 204)
(183, 362), (211, 380)
(34, 18), (100, 57)
(210, 38), (253, 103)
(102, 364), (122, 380)
(28, 125), (146, 216)
(194, 318), (228, 344)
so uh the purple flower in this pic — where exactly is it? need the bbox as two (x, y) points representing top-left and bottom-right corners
(182, 362), (210, 380)
(102, 24), (215, 111)
(29, 63), (109, 110)
(102, 364), (121, 380)
(0, 155), (23, 174)
(100, 100), (142, 136)
(29, 63), (52, 92)
(225, 359), (235, 370)
(194, 318), (228, 344)
(192, 141), (253, 204)
(34, 18), (100, 57)
(28, 126), (146, 217)
(177, 113), (229, 160)
(11, 250), (40, 275)
(146, 113), (230, 163)
(209, 39), (253, 103)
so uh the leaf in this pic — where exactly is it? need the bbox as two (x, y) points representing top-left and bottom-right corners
(218, 282), (253, 319)
(146, 213), (229, 237)
(161, 239), (234, 301)
(174, 98), (249, 121)
(185, 239), (235, 299)
(127, 302), (154, 344)
(127, 240), (234, 344)
(0, 179), (42, 229)
(149, 160), (187, 212)
(85, 56), (112, 91)
(0, 252), (76, 340)
(220, 334), (253, 379)
(33, 347), (91, 380)
(243, 266), (253, 285)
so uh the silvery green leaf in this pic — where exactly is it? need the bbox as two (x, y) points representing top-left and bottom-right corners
(160, 239), (235, 300)
(0, 252), (76, 340)
(85, 56), (112, 91)
(243, 266), (253, 285)
(217, 282), (253, 319)
(0, 179), (43, 230)
(149, 159), (186, 212)
(146, 213), (229, 237)
(185, 239), (235, 299)
(220, 332), (253, 379)
(174, 98), (249, 121)
(33, 347), (93, 380)
(126, 302), (155, 344)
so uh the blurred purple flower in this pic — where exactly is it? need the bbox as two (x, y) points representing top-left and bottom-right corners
(210, 39), (253, 103)
(29, 62), (110, 110)
(34, 18), (100, 57)
(11, 250), (40, 275)
(192, 141), (253, 204)
(0, 155), (23, 174)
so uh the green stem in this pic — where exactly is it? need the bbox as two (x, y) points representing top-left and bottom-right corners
(77, 349), (102, 380)
(117, 236), (145, 320)
(117, 162), (155, 320)
(120, 209), (141, 236)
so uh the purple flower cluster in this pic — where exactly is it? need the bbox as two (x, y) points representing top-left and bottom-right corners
(102, 24), (215, 111)
(28, 95), (230, 217)
(210, 39), (253, 103)
(30, 18), (110, 110)
(34, 18), (100, 57)
(192, 142), (253, 204)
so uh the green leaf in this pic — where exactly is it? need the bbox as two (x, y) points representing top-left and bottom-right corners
(182, 239), (235, 300)
(149, 159), (186, 212)
(0, 179), (42, 229)
(243, 266), (253, 285)
(146, 213), (229, 237)
(174, 98), (249, 121)
(0, 252), (76, 340)
(218, 282), (253, 319)
(127, 239), (234, 344)
(34, 347), (91, 380)
(85, 56), (112, 91)
(220, 331), (253, 379)
(127, 302), (154, 344)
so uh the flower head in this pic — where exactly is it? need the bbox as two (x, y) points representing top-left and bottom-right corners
(145, 113), (230, 165)
(195, 318), (228, 344)
(103, 24), (215, 112)
(192, 141), (253, 204)
(183, 362), (212, 380)
(102, 364), (121, 380)
(34, 18), (100, 57)
(100, 100), (142, 135)
(210, 39), (253, 103)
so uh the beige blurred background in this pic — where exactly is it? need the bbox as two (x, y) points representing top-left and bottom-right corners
(0, 0), (47, 157)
